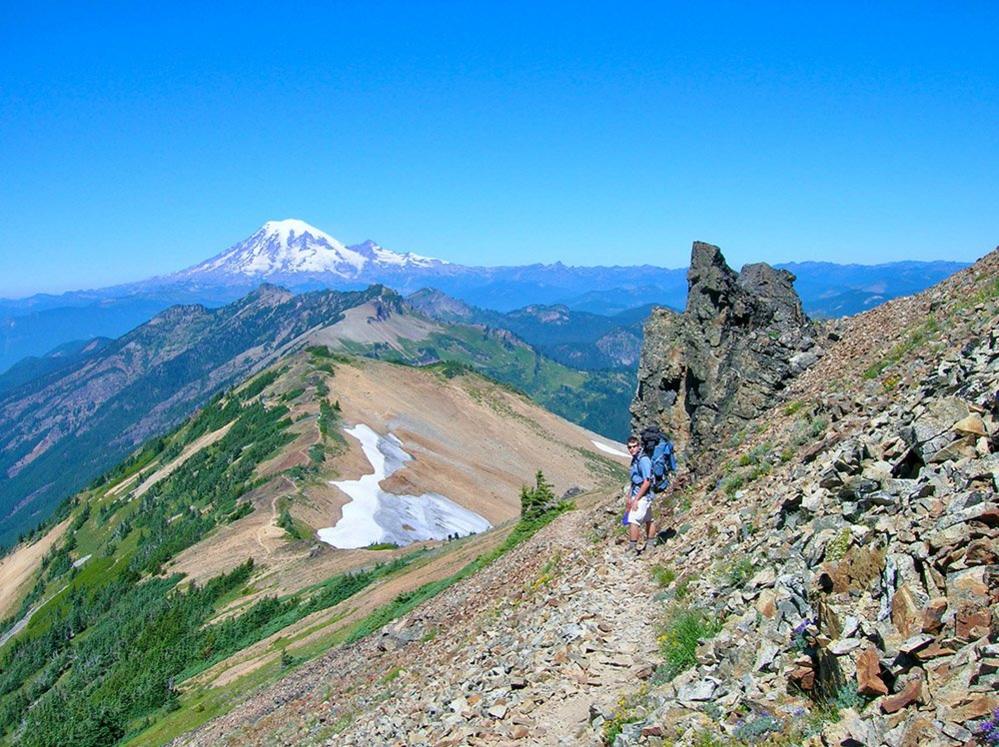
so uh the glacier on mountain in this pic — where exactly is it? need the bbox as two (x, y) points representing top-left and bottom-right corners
(172, 218), (442, 281)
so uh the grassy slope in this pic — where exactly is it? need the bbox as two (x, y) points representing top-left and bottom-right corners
(0, 350), (626, 747)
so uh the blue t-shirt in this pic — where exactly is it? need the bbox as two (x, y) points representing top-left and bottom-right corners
(630, 454), (652, 496)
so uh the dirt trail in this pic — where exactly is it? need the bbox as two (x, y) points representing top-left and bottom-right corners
(255, 493), (283, 557)
(175, 490), (664, 746)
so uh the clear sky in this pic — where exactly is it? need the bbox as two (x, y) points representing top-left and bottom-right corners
(1, 2), (996, 297)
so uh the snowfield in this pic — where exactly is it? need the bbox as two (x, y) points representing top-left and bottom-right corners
(590, 439), (629, 458)
(318, 424), (492, 549)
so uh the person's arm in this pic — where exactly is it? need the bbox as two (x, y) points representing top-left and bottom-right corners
(634, 478), (651, 501)
(627, 482), (649, 511)
(629, 457), (653, 506)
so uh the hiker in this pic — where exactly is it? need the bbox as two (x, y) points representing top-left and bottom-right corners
(625, 435), (655, 555)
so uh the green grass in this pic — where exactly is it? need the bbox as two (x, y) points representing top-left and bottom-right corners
(720, 474), (744, 497)
(862, 317), (941, 379)
(783, 400), (804, 416)
(650, 564), (677, 588)
(380, 666), (402, 684)
(364, 542), (400, 551)
(655, 604), (723, 680)
(723, 557), (756, 588)
(601, 686), (648, 745)
(824, 528), (852, 562)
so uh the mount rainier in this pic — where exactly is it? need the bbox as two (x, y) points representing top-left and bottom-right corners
(0, 218), (969, 374)
(167, 219), (445, 286)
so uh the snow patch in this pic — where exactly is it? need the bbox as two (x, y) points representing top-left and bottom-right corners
(262, 218), (338, 246)
(591, 440), (629, 458)
(317, 424), (491, 549)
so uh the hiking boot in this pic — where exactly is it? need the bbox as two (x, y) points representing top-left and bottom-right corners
(635, 541), (647, 556)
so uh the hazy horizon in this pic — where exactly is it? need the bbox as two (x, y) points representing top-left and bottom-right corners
(1, 3), (996, 296)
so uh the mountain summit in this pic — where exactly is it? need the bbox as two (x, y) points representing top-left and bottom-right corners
(170, 219), (442, 284)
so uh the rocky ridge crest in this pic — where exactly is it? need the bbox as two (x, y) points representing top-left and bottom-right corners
(631, 241), (824, 472)
(176, 248), (998, 746)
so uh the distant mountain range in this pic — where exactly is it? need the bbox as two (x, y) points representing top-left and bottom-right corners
(0, 282), (642, 546)
(0, 218), (970, 372)
(405, 289), (646, 370)
(0, 284), (387, 545)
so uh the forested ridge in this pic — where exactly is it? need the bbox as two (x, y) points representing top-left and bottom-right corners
(0, 369), (390, 746)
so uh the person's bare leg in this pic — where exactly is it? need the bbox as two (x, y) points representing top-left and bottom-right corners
(629, 523), (641, 543)
(635, 520), (648, 554)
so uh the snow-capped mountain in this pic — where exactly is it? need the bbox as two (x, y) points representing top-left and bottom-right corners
(169, 219), (443, 284)
(0, 217), (970, 374)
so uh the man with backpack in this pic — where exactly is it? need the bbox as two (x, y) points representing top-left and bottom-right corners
(624, 427), (678, 555)
(625, 435), (654, 555)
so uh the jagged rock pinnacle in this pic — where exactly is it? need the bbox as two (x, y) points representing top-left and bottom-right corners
(631, 241), (822, 471)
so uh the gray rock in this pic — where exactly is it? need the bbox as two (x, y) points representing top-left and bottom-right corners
(829, 638), (862, 656)
(630, 241), (818, 471)
(676, 678), (719, 701)
(910, 397), (971, 459)
(754, 643), (780, 671)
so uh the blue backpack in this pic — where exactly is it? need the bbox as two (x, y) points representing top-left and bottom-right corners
(640, 426), (677, 493)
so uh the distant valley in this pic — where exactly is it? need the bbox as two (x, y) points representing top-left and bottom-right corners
(0, 219), (969, 373)
(0, 285), (632, 547)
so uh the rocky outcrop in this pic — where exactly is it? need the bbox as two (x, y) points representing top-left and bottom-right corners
(173, 249), (997, 747)
(631, 241), (822, 472)
(589, 248), (998, 746)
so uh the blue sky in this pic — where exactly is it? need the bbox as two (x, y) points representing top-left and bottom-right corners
(1, 2), (996, 297)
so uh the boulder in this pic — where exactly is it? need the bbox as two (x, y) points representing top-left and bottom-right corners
(909, 397), (970, 461)
(856, 647), (889, 697)
(880, 678), (926, 714)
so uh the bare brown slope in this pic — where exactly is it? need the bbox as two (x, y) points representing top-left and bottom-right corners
(166, 354), (626, 597)
(175, 249), (997, 746)
(0, 519), (69, 620)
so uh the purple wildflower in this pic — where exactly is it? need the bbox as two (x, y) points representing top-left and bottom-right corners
(978, 708), (999, 746)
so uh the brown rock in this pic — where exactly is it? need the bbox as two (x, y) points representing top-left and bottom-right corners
(756, 589), (777, 618)
(921, 598), (947, 634)
(970, 507), (999, 528)
(895, 714), (944, 746)
(880, 680), (925, 714)
(914, 643), (956, 661)
(892, 585), (923, 638)
(510, 725), (529, 740)
(949, 566), (989, 597)
(954, 413), (987, 437)
(790, 664), (816, 691)
(641, 725), (664, 737)
(965, 538), (999, 565)
(856, 648), (889, 697)
(955, 607), (991, 641)
(957, 694), (998, 720)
